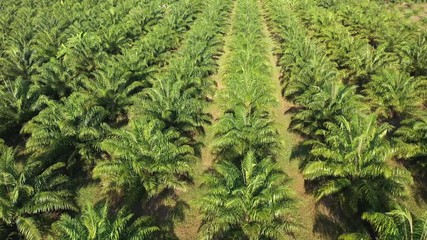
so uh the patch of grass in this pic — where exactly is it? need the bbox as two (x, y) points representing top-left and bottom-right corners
(393, 2), (427, 28)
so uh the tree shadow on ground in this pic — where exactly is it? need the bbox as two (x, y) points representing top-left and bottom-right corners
(413, 175), (427, 205)
(289, 141), (312, 170)
(138, 188), (190, 240)
(398, 157), (427, 206)
(312, 197), (364, 240)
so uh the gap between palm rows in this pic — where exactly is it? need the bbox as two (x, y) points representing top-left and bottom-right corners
(173, 0), (236, 239)
(257, 1), (320, 240)
(177, 0), (318, 238)
(197, 0), (297, 237)
(177, 0), (293, 238)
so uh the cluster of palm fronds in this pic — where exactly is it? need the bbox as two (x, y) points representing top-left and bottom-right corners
(199, 0), (297, 239)
(0, 0), (233, 239)
(263, 0), (427, 239)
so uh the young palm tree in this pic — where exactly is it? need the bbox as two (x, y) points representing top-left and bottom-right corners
(290, 81), (366, 137)
(32, 59), (73, 100)
(92, 119), (195, 201)
(395, 113), (427, 175)
(0, 141), (77, 240)
(281, 42), (339, 102)
(51, 201), (159, 240)
(363, 68), (426, 123)
(0, 34), (37, 82)
(0, 77), (41, 139)
(220, 77), (277, 114)
(121, 0), (166, 41)
(199, 151), (296, 240)
(22, 93), (108, 167)
(212, 106), (278, 161)
(345, 44), (396, 86)
(57, 32), (106, 79)
(303, 114), (413, 214)
(80, 67), (144, 121)
(340, 206), (427, 240)
(113, 48), (158, 85)
(402, 33), (427, 77)
(136, 79), (210, 138)
(30, 16), (65, 64)
(99, 25), (129, 55)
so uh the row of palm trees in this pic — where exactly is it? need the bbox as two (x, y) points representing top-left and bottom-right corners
(294, 0), (427, 181)
(22, 0), (202, 172)
(199, 0), (296, 239)
(0, 0), (173, 141)
(92, 0), (234, 235)
(1, 0), (236, 238)
(0, 1), (172, 140)
(293, 0), (426, 114)
(0, 139), (160, 240)
(263, 0), (427, 239)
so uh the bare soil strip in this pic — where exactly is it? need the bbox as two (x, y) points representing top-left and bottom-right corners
(173, 2), (238, 239)
(258, 1), (321, 239)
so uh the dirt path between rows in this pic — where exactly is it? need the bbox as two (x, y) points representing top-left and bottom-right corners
(176, 0), (323, 238)
(257, 1), (321, 239)
(173, 1), (237, 239)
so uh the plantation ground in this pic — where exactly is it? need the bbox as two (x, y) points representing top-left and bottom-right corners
(394, 3), (427, 28)
(0, 0), (426, 239)
(173, 6), (235, 240)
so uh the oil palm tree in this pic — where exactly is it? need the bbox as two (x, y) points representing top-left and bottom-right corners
(137, 79), (210, 137)
(0, 141), (77, 240)
(57, 32), (106, 79)
(32, 59), (72, 100)
(401, 33), (427, 77)
(395, 113), (427, 175)
(92, 119), (195, 202)
(51, 201), (158, 240)
(121, 0), (165, 41)
(212, 106), (278, 161)
(363, 68), (426, 123)
(290, 81), (366, 137)
(303, 114), (413, 214)
(0, 77), (41, 139)
(31, 12), (70, 65)
(221, 76), (277, 114)
(113, 48), (157, 85)
(340, 206), (427, 240)
(0, 31), (37, 82)
(99, 25), (129, 55)
(345, 44), (396, 86)
(22, 93), (108, 168)
(281, 44), (339, 102)
(199, 151), (296, 240)
(80, 67), (144, 121)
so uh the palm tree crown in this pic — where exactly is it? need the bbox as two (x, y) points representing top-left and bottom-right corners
(212, 106), (278, 161)
(363, 68), (426, 122)
(200, 151), (296, 240)
(52, 201), (158, 240)
(303, 115), (413, 214)
(0, 141), (76, 240)
(340, 205), (427, 240)
(93, 119), (195, 200)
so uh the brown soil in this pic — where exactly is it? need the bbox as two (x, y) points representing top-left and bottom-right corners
(173, 1), (238, 239)
(258, 1), (321, 239)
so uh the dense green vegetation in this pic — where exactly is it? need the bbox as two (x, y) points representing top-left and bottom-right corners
(263, 0), (426, 238)
(1, 0), (232, 238)
(199, 0), (295, 238)
(0, 0), (426, 239)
